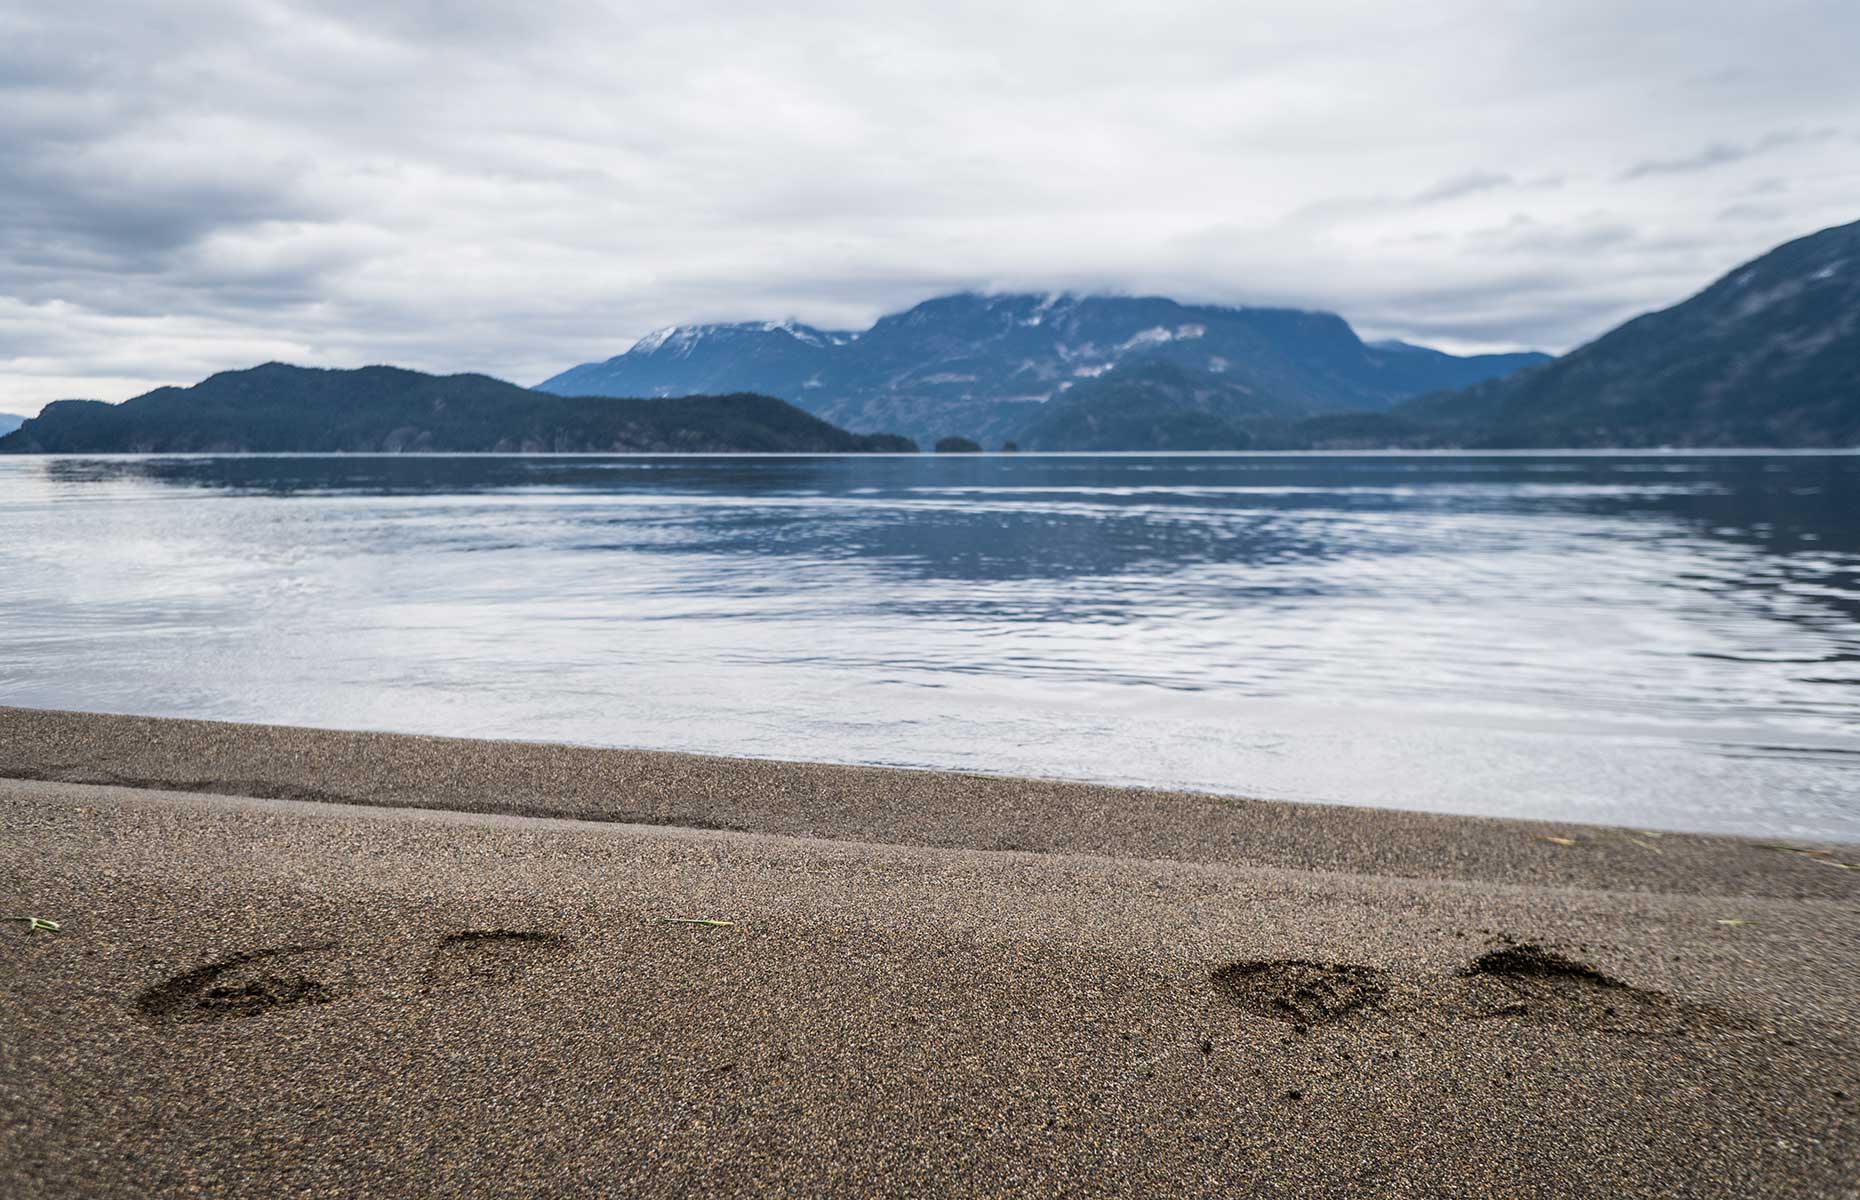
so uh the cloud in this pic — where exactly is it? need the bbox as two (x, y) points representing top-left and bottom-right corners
(1, 0), (1859, 411)
(1410, 173), (1515, 204)
(1619, 129), (1840, 179)
(1621, 142), (1757, 179)
(1719, 202), (1789, 223)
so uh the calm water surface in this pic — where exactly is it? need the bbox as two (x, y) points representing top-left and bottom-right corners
(1, 452), (1856, 839)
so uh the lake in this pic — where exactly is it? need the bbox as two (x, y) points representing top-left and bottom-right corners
(1, 451), (1856, 839)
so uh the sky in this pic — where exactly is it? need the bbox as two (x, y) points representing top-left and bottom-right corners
(3, 0), (1858, 413)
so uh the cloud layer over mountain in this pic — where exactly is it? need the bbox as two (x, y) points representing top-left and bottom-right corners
(3, 0), (1857, 411)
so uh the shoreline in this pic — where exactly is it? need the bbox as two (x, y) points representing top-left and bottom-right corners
(2, 708), (1856, 1196)
(2, 706), (1854, 897)
(7, 447), (1860, 457)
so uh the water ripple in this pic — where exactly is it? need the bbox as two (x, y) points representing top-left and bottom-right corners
(2, 451), (1856, 838)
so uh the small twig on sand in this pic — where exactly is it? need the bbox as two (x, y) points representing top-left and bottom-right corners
(1756, 845), (1856, 870)
(662, 917), (735, 928)
(3, 916), (61, 934)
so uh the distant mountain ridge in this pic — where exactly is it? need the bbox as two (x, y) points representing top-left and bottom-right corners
(1393, 218), (1860, 447)
(0, 413), (23, 437)
(0, 364), (915, 454)
(10, 222), (1852, 455)
(1016, 360), (1268, 450)
(998, 220), (1860, 450)
(537, 293), (1549, 446)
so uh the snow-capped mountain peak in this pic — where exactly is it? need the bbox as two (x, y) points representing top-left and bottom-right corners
(538, 291), (1551, 447)
(629, 326), (682, 354)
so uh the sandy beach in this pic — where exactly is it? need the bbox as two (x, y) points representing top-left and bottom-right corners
(1, 707), (1856, 1197)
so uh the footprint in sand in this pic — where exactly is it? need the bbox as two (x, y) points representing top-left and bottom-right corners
(134, 944), (344, 1025)
(1452, 942), (1685, 1034)
(1210, 960), (1392, 1026)
(423, 930), (566, 990)
(135, 929), (569, 1024)
(1208, 945), (1718, 1039)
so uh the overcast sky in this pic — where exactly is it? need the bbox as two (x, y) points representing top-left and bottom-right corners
(3, 0), (1858, 412)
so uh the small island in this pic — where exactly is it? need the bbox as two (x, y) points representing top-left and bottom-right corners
(0, 364), (919, 455)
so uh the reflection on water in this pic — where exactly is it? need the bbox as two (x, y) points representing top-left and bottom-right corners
(2, 452), (1856, 838)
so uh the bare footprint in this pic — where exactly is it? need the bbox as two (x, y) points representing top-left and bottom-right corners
(134, 945), (342, 1025)
(1210, 960), (1391, 1026)
(424, 930), (565, 990)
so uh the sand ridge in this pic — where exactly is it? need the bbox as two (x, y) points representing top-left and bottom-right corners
(1, 705), (1853, 899)
(1, 712), (1856, 1197)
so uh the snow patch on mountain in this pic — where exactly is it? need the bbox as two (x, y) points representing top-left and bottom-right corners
(1113, 323), (1208, 354)
(760, 320), (832, 346)
(1118, 327), (1174, 352)
(630, 326), (680, 354)
(538, 289), (1555, 448)
(1020, 293), (1068, 326)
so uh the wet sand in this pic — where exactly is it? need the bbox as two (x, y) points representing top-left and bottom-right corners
(1, 708), (1856, 1197)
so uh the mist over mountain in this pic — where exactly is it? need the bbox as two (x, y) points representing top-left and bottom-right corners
(956, 221), (1860, 451)
(537, 293), (1548, 447)
(9, 222), (1852, 456)
(0, 365), (915, 454)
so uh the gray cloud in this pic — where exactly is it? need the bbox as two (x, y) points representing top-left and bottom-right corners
(1619, 128), (1840, 179)
(1621, 142), (1757, 179)
(1719, 202), (1790, 223)
(1410, 173), (1515, 204)
(2, 0), (1859, 411)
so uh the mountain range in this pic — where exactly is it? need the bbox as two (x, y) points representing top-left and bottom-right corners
(1031, 220), (1860, 450)
(4, 220), (1854, 454)
(538, 294), (1549, 448)
(0, 413), (24, 437)
(540, 220), (1858, 450)
(1391, 218), (1860, 448)
(0, 365), (915, 454)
